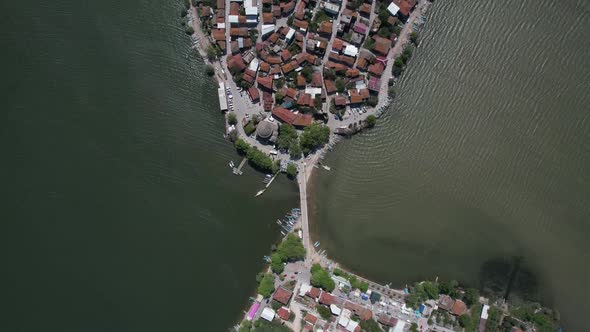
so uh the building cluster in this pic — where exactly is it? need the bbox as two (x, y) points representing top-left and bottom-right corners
(198, 0), (418, 130)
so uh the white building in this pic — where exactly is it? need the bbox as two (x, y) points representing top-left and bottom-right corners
(343, 44), (359, 57)
(260, 307), (275, 321)
(228, 15), (239, 24)
(305, 87), (322, 97)
(217, 82), (228, 111)
(285, 28), (296, 42)
(261, 24), (275, 37)
(387, 2), (400, 16)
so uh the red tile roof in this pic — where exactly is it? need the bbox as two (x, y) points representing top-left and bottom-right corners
(293, 113), (312, 127)
(368, 62), (385, 76)
(293, 19), (309, 31)
(373, 35), (393, 56)
(304, 313), (318, 325)
(451, 299), (467, 316)
(325, 80), (336, 94)
(277, 307), (291, 320)
(319, 291), (335, 305)
(248, 87), (260, 101)
(257, 76), (274, 90)
(281, 49), (292, 61)
(311, 72), (323, 87)
(307, 286), (321, 298)
(393, 0), (417, 16)
(295, 2), (306, 20)
(272, 107), (297, 123)
(262, 12), (274, 24)
(319, 21), (333, 35)
(334, 95), (347, 106)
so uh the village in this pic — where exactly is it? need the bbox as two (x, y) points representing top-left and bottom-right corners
(184, 0), (429, 169)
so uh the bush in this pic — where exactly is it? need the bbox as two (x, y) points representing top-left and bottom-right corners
(289, 141), (302, 159)
(227, 112), (238, 125)
(286, 163), (298, 179)
(205, 65), (215, 77)
(277, 124), (298, 151)
(335, 78), (345, 93)
(317, 306), (331, 320)
(366, 115), (377, 128)
(185, 25), (195, 35)
(410, 31), (419, 45)
(244, 122), (256, 136)
(257, 273), (275, 298)
(360, 318), (383, 332)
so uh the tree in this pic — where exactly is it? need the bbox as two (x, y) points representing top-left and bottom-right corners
(246, 147), (276, 173)
(235, 138), (250, 155)
(366, 115), (377, 128)
(317, 306), (331, 320)
(360, 318), (383, 332)
(335, 78), (345, 93)
(287, 15), (294, 26)
(409, 31), (419, 45)
(310, 264), (335, 292)
(286, 163), (298, 179)
(207, 45), (219, 60)
(270, 253), (284, 274)
(277, 124), (298, 151)
(410, 322), (418, 332)
(300, 123), (330, 154)
(464, 288), (479, 306)
(289, 141), (302, 159)
(275, 233), (305, 261)
(185, 25), (195, 35)
(439, 280), (458, 295)
(205, 64), (215, 77)
(257, 273), (275, 298)
(378, 9), (390, 25)
(314, 97), (322, 110)
(275, 91), (285, 104)
(378, 26), (391, 38)
(227, 112), (238, 125)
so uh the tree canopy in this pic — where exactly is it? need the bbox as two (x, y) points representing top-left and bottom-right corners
(366, 115), (376, 128)
(360, 318), (383, 332)
(270, 253), (284, 274)
(257, 273), (275, 298)
(286, 163), (298, 179)
(277, 124), (298, 151)
(275, 233), (305, 261)
(246, 146), (276, 173)
(335, 78), (345, 93)
(300, 123), (330, 155)
(317, 305), (332, 320)
(310, 264), (335, 292)
(227, 112), (238, 125)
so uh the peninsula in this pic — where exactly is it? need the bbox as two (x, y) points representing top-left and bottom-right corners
(181, 0), (562, 331)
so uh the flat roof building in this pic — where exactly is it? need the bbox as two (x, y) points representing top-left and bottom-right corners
(217, 82), (228, 111)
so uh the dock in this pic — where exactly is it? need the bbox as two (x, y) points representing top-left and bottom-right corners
(233, 157), (247, 175)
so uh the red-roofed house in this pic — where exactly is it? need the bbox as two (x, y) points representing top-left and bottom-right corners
(272, 107), (297, 123)
(257, 76), (274, 91)
(306, 286), (321, 299)
(277, 307), (291, 321)
(372, 36), (393, 56)
(292, 113), (312, 127)
(319, 291), (335, 305)
(451, 299), (467, 316)
(368, 62), (385, 76)
(248, 87), (260, 102)
(393, 0), (417, 21)
(304, 313), (318, 325)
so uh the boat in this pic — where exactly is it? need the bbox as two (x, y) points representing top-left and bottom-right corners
(322, 165), (331, 171)
(229, 160), (235, 168)
(255, 189), (265, 197)
(281, 231), (286, 236)
(276, 220), (282, 225)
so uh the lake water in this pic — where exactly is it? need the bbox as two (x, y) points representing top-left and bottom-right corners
(3, 0), (298, 330)
(310, 0), (589, 330)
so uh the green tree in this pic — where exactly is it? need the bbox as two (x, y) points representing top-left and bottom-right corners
(378, 9), (390, 25)
(485, 307), (502, 331)
(275, 91), (285, 104)
(277, 124), (298, 151)
(286, 163), (298, 179)
(246, 147), (276, 173)
(205, 64), (215, 77)
(257, 273), (275, 298)
(360, 318), (383, 332)
(227, 112), (238, 125)
(314, 97), (322, 110)
(439, 280), (458, 295)
(409, 31), (419, 45)
(464, 288), (479, 306)
(207, 45), (220, 60)
(235, 138), (250, 155)
(270, 253), (284, 274)
(301, 65), (313, 83)
(335, 78), (345, 93)
(185, 25), (195, 35)
(317, 306), (331, 320)
(289, 141), (302, 159)
(310, 264), (335, 292)
(300, 123), (330, 154)
(410, 322), (418, 332)
(275, 233), (305, 261)
(378, 27), (391, 38)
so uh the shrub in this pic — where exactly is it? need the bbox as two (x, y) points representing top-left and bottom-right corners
(205, 65), (215, 77)
(257, 273), (275, 298)
(366, 115), (377, 128)
(235, 139), (250, 155)
(227, 112), (238, 125)
(317, 306), (331, 320)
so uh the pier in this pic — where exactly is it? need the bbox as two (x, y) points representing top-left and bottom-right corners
(233, 157), (247, 175)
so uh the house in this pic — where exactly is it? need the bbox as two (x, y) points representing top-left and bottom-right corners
(277, 307), (291, 321)
(296, 74), (306, 88)
(348, 89), (363, 104)
(293, 19), (309, 31)
(292, 113), (312, 127)
(479, 304), (490, 332)
(282, 1), (296, 15)
(451, 299), (467, 316)
(260, 307), (275, 322)
(294, 1), (306, 20)
(272, 107), (297, 123)
(311, 72), (323, 87)
(211, 28), (226, 41)
(377, 314), (398, 327)
(325, 80), (336, 94)
(307, 286), (321, 299)
(227, 54), (247, 73)
(319, 21), (333, 37)
(323, 2), (340, 16)
(438, 294), (455, 311)
(262, 12), (274, 24)
(368, 62), (385, 76)
(248, 86), (260, 102)
(367, 76), (380, 93)
(334, 94), (347, 107)
(372, 35), (392, 56)
(393, 0), (417, 21)
(257, 75), (274, 91)
(281, 49), (292, 61)
(346, 68), (360, 77)
(353, 21), (368, 35)
(319, 291), (335, 305)
(216, 0), (225, 9)
(359, 3), (371, 17)
(200, 6), (212, 18)
(304, 313), (318, 325)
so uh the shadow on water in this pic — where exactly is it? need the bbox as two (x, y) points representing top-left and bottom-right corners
(479, 256), (541, 305)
